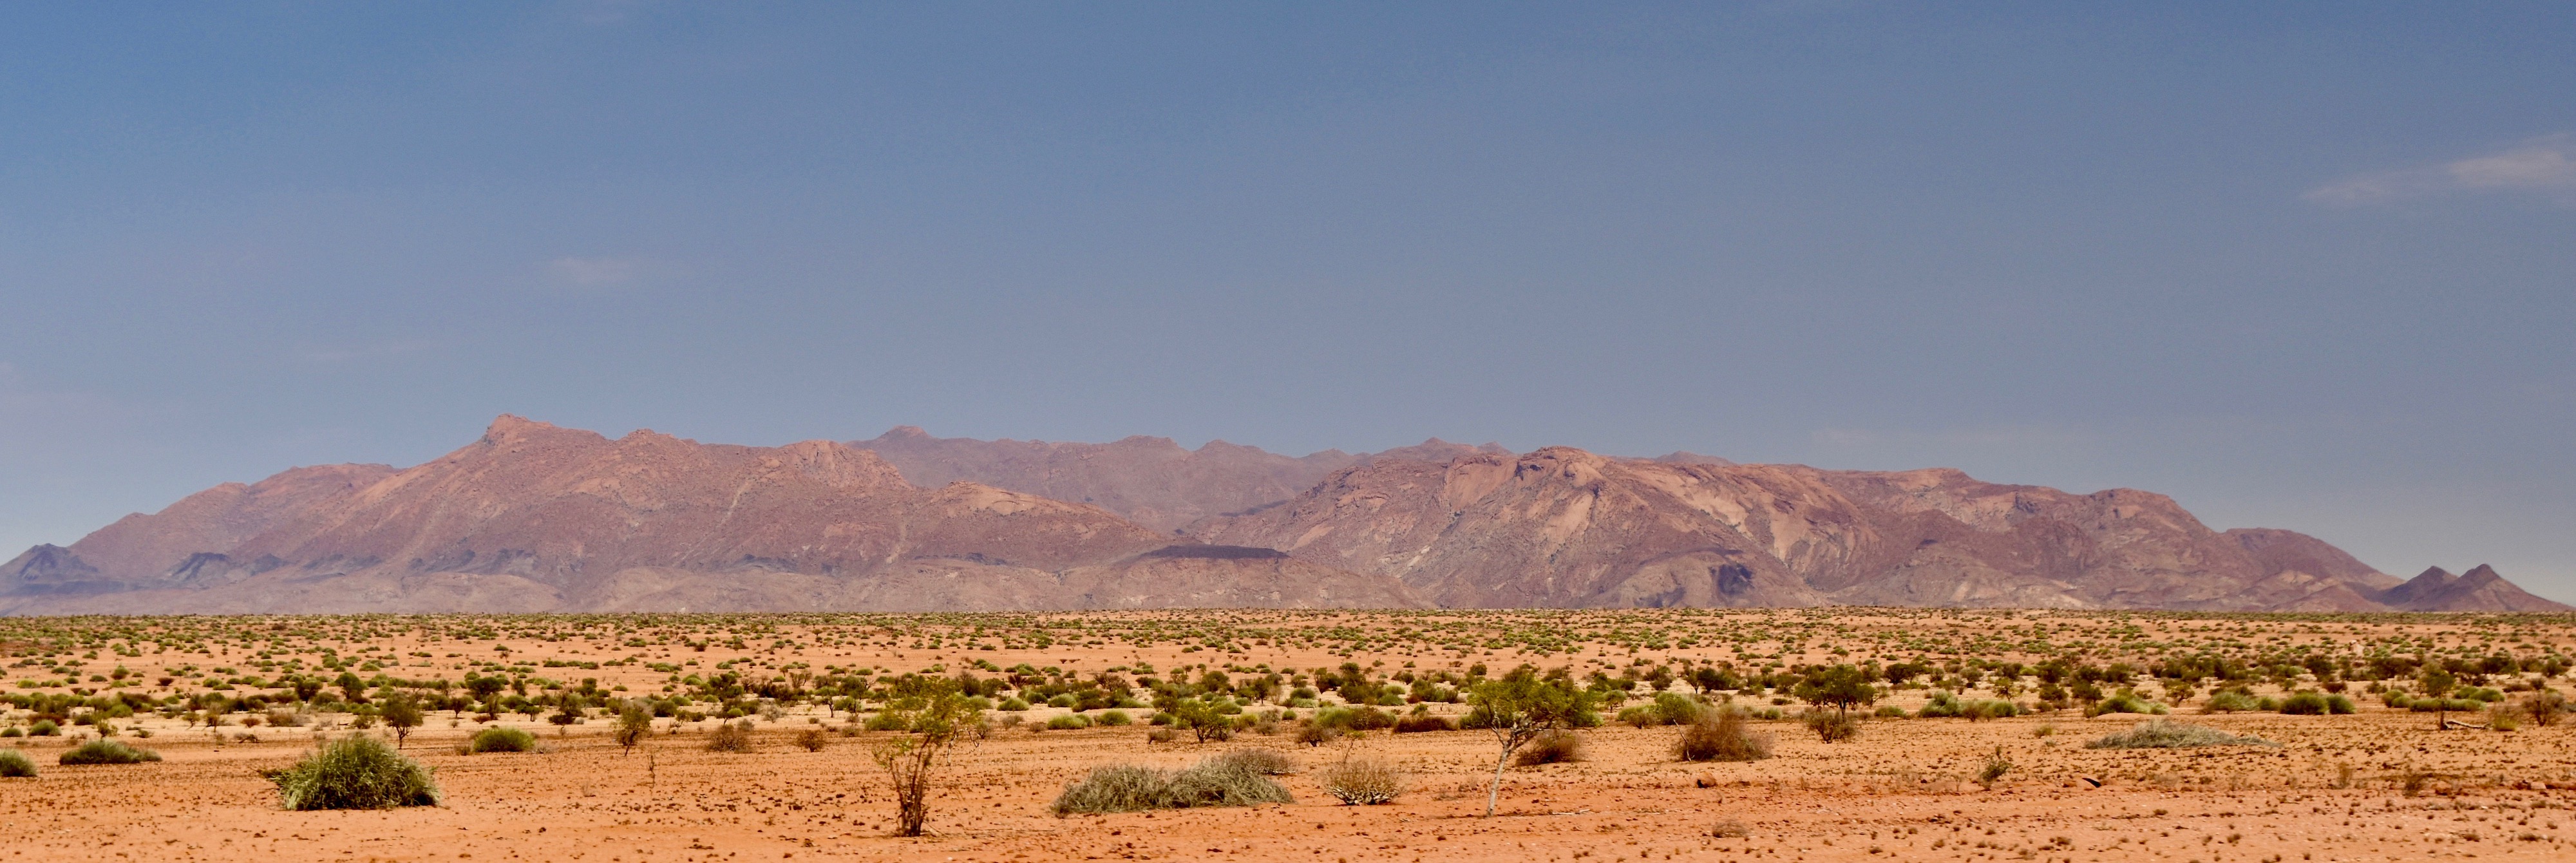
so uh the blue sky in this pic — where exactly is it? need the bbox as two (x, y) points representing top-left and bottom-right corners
(5, 3), (2572, 598)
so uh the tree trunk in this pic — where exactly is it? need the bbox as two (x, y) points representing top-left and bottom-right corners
(1486, 746), (1509, 817)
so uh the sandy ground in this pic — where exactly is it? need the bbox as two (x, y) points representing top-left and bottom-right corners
(3, 708), (2571, 862)
(4, 611), (2573, 862)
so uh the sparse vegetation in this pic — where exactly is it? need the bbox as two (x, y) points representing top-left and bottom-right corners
(0, 749), (35, 778)
(58, 739), (160, 765)
(1320, 755), (1403, 804)
(271, 735), (440, 810)
(1674, 709), (1772, 762)
(705, 721), (754, 753)
(465, 726), (537, 754)
(1049, 756), (1294, 815)
(2086, 720), (2276, 750)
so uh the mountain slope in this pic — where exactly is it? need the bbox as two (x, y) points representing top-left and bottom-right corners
(1186, 447), (2554, 612)
(851, 426), (1505, 531)
(1, 417), (1421, 614)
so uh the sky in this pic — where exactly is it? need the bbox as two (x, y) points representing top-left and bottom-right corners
(4, 3), (2572, 600)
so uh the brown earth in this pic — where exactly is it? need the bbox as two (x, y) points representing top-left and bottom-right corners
(3, 609), (2572, 862)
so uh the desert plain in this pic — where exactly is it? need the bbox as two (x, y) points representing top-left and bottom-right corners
(3, 608), (2573, 863)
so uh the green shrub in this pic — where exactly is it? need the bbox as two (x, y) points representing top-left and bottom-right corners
(272, 736), (440, 810)
(1161, 757), (1296, 808)
(2202, 689), (2266, 713)
(1803, 710), (1860, 742)
(2087, 690), (2168, 717)
(0, 749), (34, 778)
(1917, 690), (1965, 718)
(864, 711), (911, 731)
(1873, 705), (1908, 717)
(1392, 714), (1454, 733)
(466, 726), (537, 754)
(28, 720), (59, 737)
(1045, 714), (1092, 730)
(1095, 710), (1133, 726)
(998, 697), (1029, 712)
(2406, 698), (2484, 713)
(2085, 719), (2276, 750)
(1674, 710), (1772, 762)
(2279, 691), (2356, 716)
(1050, 764), (1168, 814)
(58, 739), (160, 765)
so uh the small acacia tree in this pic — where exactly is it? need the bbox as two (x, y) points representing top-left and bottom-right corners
(1792, 665), (1877, 721)
(870, 678), (984, 837)
(1465, 670), (1597, 818)
(614, 704), (653, 754)
(379, 694), (424, 749)
(2418, 666), (2457, 730)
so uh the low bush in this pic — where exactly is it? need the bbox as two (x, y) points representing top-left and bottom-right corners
(1674, 710), (1772, 762)
(466, 726), (537, 754)
(1804, 710), (1860, 743)
(1513, 730), (1586, 766)
(794, 728), (829, 752)
(2202, 689), (2268, 713)
(1049, 757), (1294, 815)
(1144, 726), (1179, 744)
(2523, 690), (2565, 726)
(703, 722), (753, 753)
(1095, 710), (1133, 726)
(1293, 722), (1340, 747)
(2087, 690), (2168, 717)
(1320, 755), (1403, 805)
(1392, 714), (1454, 734)
(1313, 707), (1394, 732)
(28, 720), (59, 737)
(0, 749), (34, 778)
(272, 736), (440, 810)
(1209, 748), (1296, 776)
(58, 739), (160, 765)
(2085, 719), (2275, 750)
(1045, 714), (1092, 730)
(2278, 691), (2356, 715)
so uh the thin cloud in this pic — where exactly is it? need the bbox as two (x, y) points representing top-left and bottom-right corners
(2306, 134), (2576, 206)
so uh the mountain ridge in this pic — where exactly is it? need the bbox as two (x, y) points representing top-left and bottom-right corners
(4, 417), (2562, 614)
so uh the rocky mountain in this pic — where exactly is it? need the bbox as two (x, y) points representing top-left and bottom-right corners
(0, 417), (1422, 614)
(849, 426), (1506, 531)
(5, 419), (2559, 615)
(1182, 447), (2569, 613)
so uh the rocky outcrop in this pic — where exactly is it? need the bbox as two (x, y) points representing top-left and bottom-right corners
(2378, 565), (2572, 612)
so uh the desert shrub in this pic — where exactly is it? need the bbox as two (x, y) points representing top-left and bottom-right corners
(1392, 714), (1454, 734)
(1293, 722), (1340, 747)
(2523, 690), (2565, 726)
(1045, 714), (1092, 730)
(466, 726), (537, 754)
(58, 739), (160, 765)
(272, 735), (440, 810)
(1616, 705), (1661, 728)
(1313, 707), (1395, 732)
(1050, 764), (1168, 815)
(0, 749), (34, 778)
(2085, 719), (2276, 750)
(1916, 690), (1965, 718)
(1050, 757), (1294, 815)
(2279, 691), (2356, 715)
(1804, 710), (1860, 742)
(0, 728), (19, 738)
(1873, 705), (1908, 717)
(1511, 730), (1585, 766)
(795, 728), (830, 752)
(998, 697), (1030, 712)
(2405, 698), (2484, 713)
(2487, 705), (2524, 731)
(704, 722), (753, 753)
(29, 720), (59, 737)
(614, 707), (652, 754)
(1095, 710), (1133, 726)
(864, 711), (911, 731)
(1162, 757), (1295, 807)
(1674, 710), (1772, 762)
(1209, 748), (1296, 775)
(2087, 690), (2168, 717)
(1976, 745), (2012, 790)
(1144, 726), (1179, 744)
(2202, 688), (2266, 713)
(1320, 755), (1403, 805)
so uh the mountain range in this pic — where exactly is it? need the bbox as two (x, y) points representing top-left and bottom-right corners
(3, 416), (2564, 614)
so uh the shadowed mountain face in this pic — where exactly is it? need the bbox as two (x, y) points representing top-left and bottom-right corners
(4, 419), (2561, 614)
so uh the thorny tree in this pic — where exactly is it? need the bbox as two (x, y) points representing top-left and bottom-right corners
(869, 677), (985, 837)
(1465, 669), (1597, 818)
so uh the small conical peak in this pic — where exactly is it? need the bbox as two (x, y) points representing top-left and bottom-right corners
(2410, 565), (2457, 584)
(481, 414), (570, 445)
(2458, 564), (2505, 585)
(878, 426), (932, 440)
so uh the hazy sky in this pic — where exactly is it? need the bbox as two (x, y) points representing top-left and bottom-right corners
(5, 3), (2572, 599)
